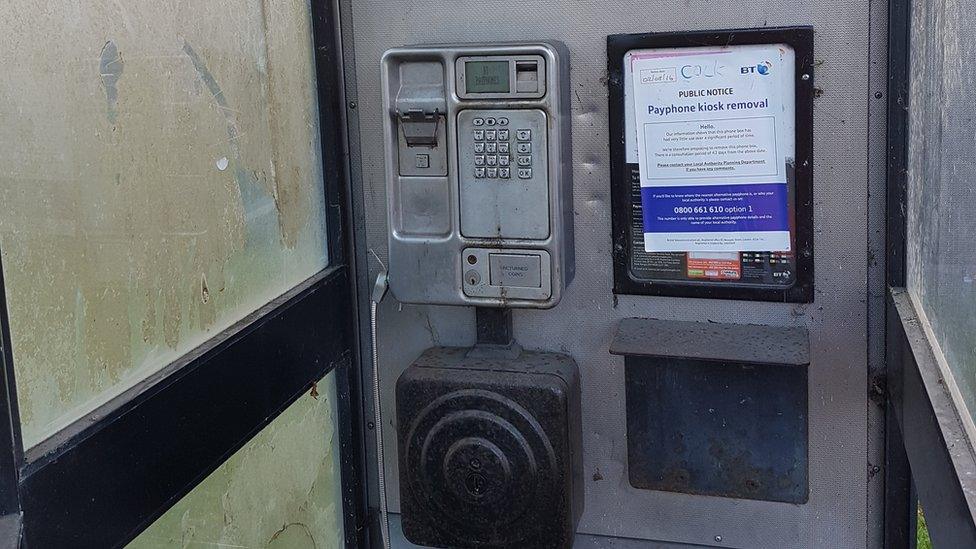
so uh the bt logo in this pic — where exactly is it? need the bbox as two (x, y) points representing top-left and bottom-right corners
(741, 61), (773, 75)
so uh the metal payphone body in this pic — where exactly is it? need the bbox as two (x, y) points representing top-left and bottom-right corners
(381, 43), (574, 308)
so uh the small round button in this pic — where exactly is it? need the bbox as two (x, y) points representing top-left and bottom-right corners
(473, 118), (484, 126)
(485, 117), (496, 126)
(498, 117), (509, 126)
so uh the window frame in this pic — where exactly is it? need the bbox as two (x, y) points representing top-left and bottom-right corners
(885, 0), (976, 545)
(0, 0), (367, 546)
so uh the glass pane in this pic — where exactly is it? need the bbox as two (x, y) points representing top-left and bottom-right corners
(905, 0), (976, 424)
(0, 0), (329, 448)
(127, 372), (343, 548)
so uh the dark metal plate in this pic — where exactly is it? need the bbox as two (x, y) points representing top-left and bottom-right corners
(625, 355), (808, 503)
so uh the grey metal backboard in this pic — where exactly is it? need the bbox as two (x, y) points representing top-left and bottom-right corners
(344, 0), (886, 547)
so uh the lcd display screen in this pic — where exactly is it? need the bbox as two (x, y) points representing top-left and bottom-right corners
(466, 61), (510, 93)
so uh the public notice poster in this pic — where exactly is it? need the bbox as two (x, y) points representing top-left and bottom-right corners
(629, 44), (796, 254)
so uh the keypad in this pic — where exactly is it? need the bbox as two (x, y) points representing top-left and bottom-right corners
(472, 123), (533, 180)
(459, 109), (548, 241)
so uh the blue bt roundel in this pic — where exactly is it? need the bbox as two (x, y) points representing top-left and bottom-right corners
(757, 61), (772, 75)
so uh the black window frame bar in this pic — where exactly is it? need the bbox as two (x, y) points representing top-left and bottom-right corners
(884, 0), (976, 545)
(0, 0), (367, 546)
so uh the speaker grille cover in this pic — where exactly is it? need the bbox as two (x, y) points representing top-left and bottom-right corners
(396, 347), (583, 548)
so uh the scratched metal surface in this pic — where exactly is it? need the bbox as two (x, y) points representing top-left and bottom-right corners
(346, 0), (884, 546)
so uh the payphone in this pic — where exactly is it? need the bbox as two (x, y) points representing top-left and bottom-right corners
(376, 43), (583, 548)
(380, 42), (574, 308)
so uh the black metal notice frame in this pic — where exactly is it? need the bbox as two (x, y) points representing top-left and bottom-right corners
(607, 27), (815, 302)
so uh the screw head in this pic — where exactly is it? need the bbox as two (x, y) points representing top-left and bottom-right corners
(715, 535), (723, 542)
(801, 73), (810, 81)
(348, 101), (358, 109)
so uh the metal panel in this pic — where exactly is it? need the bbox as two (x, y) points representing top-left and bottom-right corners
(624, 356), (808, 503)
(388, 514), (709, 549)
(609, 318), (809, 366)
(346, 0), (882, 546)
(882, 0), (913, 545)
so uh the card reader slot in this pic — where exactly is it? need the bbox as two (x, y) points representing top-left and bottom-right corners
(515, 61), (540, 93)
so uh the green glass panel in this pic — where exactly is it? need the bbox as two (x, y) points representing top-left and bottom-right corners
(127, 372), (343, 549)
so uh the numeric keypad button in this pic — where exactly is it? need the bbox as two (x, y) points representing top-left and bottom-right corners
(474, 142), (485, 153)
(474, 155), (485, 167)
(487, 167), (498, 178)
(474, 130), (484, 141)
(475, 167), (486, 178)
(485, 130), (496, 140)
(498, 142), (510, 153)
(498, 129), (509, 140)
(499, 167), (510, 179)
(498, 155), (510, 166)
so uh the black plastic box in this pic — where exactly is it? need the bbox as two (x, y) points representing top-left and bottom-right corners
(396, 346), (583, 548)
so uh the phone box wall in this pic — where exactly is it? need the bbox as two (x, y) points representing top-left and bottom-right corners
(342, 1), (888, 547)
